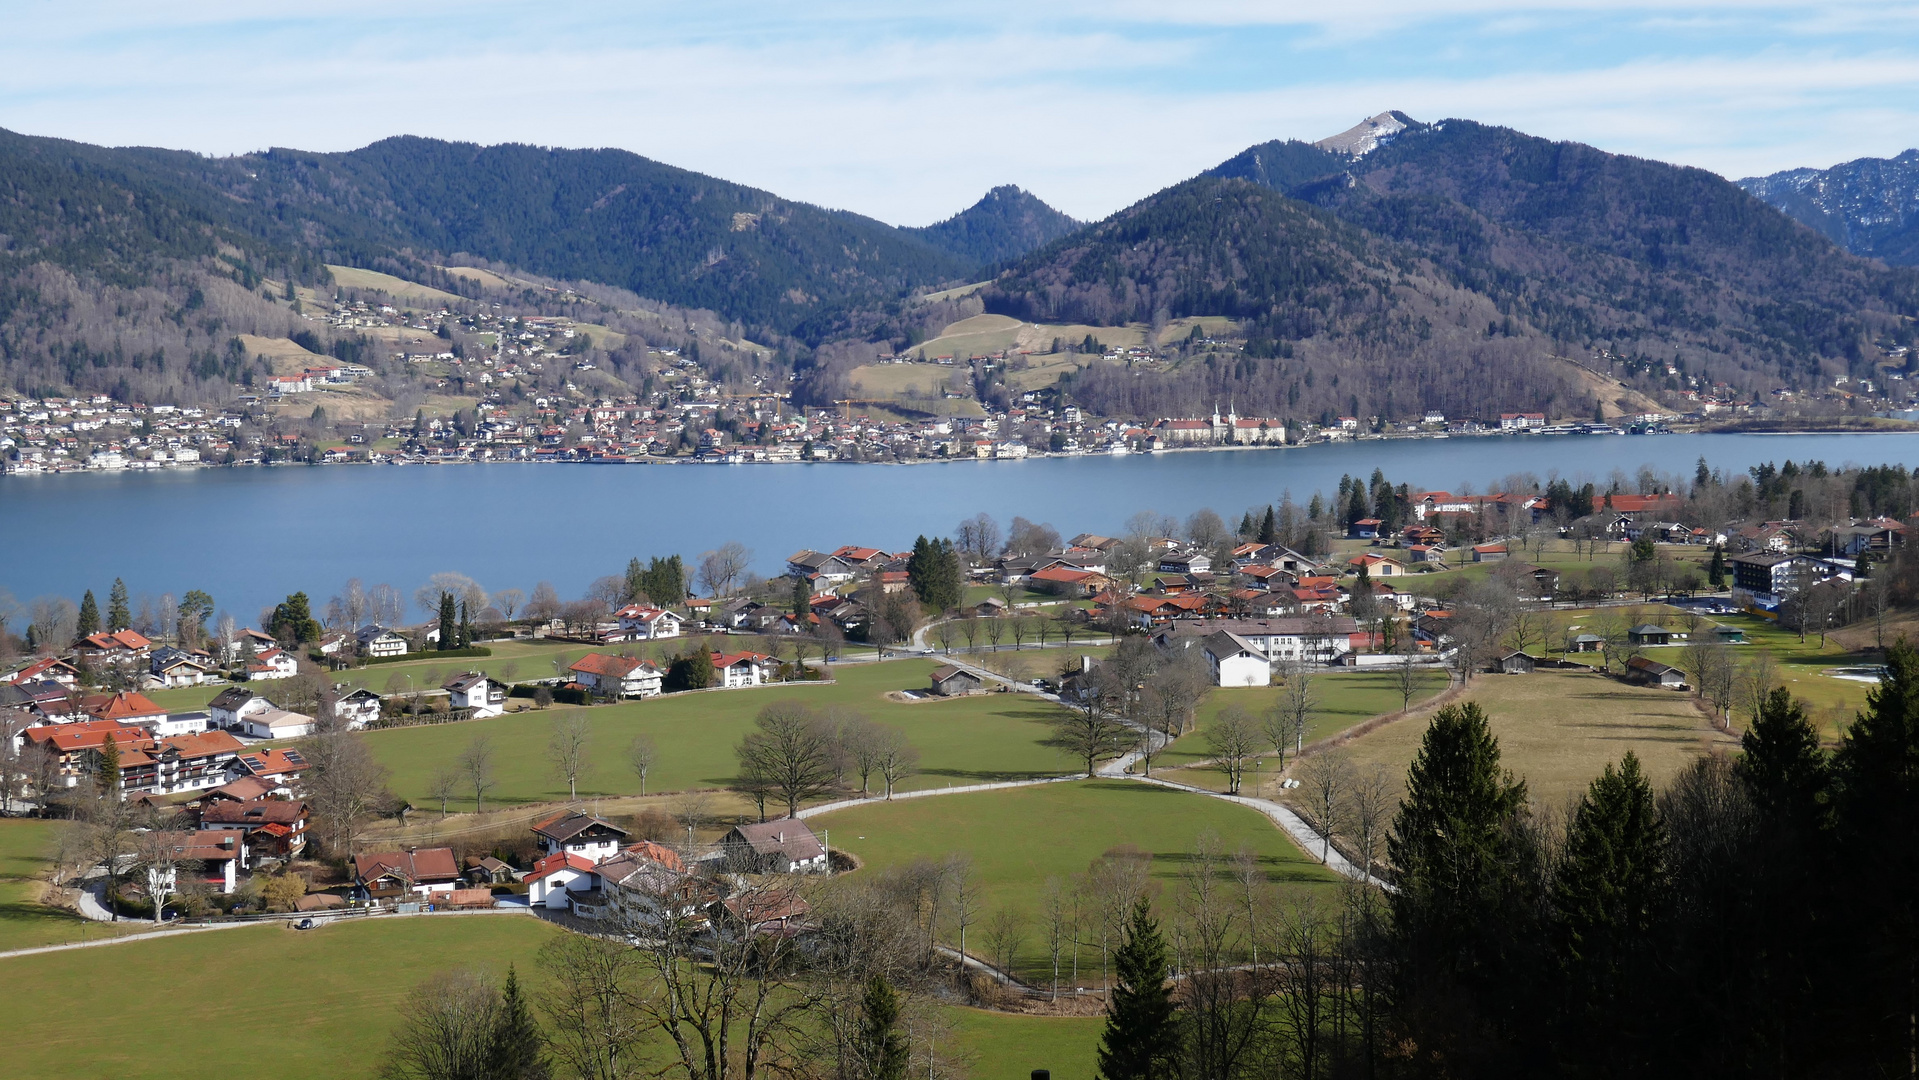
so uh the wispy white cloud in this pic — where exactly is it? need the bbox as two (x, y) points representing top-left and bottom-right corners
(2, 4), (1918, 224)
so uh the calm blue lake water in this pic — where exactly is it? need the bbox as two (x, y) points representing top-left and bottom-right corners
(6, 432), (1919, 623)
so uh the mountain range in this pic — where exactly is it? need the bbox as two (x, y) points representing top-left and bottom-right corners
(1741, 151), (1919, 267)
(3, 117), (1918, 422)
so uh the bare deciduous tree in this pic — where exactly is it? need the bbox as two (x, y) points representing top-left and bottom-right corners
(459, 734), (496, 815)
(1299, 752), (1355, 865)
(547, 711), (592, 800)
(1206, 706), (1260, 795)
(627, 735), (657, 796)
(537, 933), (647, 1080)
(735, 701), (840, 817)
(1345, 762), (1398, 882)
(427, 769), (458, 818)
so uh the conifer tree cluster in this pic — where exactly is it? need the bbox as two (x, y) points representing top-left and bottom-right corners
(906, 535), (964, 612)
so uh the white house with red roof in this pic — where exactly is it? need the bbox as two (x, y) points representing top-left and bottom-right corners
(4, 657), (79, 687)
(75, 629), (153, 663)
(613, 605), (683, 641)
(569, 654), (663, 698)
(246, 647), (298, 681)
(712, 651), (777, 689)
(525, 851), (599, 909)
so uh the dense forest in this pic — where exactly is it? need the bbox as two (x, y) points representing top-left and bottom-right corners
(902, 184), (1083, 267)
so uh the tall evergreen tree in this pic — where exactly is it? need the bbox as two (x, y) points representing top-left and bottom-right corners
(487, 965), (550, 1080)
(1707, 545), (1727, 589)
(1096, 898), (1179, 1080)
(96, 736), (121, 797)
(625, 556), (647, 602)
(1258, 505), (1279, 545)
(1740, 687), (1828, 833)
(1551, 752), (1669, 1070)
(1831, 639), (1919, 1074)
(855, 975), (910, 1080)
(106, 578), (130, 632)
(438, 591), (457, 651)
(77, 590), (100, 638)
(458, 600), (473, 648)
(791, 573), (811, 621)
(269, 592), (321, 644)
(1388, 702), (1531, 1066)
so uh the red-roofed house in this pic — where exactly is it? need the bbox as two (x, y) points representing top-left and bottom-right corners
(246, 647), (298, 681)
(117, 730), (246, 796)
(612, 605), (683, 641)
(525, 851), (599, 909)
(353, 847), (460, 900)
(199, 798), (309, 855)
(569, 654), (663, 698)
(76, 629), (153, 663)
(712, 652), (777, 689)
(82, 691), (166, 727)
(4, 657), (79, 687)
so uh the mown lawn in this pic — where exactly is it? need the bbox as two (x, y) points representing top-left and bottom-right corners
(953, 1006), (1101, 1080)
(0, 915), (562, 1080)
(366, 660), (1080, 811)
(814, 779), (1339, 985)
(0, 819), (144, 951)
(0, 905), (1100, 1080)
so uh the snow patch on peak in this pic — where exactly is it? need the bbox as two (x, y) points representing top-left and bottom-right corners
(1315, 111), (1415, 157)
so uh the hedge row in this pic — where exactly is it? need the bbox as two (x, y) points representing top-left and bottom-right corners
(509, 684), (591, 706)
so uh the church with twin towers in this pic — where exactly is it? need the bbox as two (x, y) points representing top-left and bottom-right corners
(1151, 404), (1286, 446)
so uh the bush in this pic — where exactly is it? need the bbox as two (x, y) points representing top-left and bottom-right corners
(262, 873), (307, 913)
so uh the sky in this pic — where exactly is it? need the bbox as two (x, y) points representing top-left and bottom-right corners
(6, 2), (1919, 226)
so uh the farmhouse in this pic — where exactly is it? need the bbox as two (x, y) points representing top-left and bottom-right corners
(532, 810), (629, 862)
(237, 708), (315, 740)
(199, 798), (310, 856)
(720, 819), (828, 874)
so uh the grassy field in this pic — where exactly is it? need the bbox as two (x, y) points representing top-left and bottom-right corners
(0, 819), (146, 951)
(1158, 670), (1451, 769)
(327, 263), (465, 305)
(0, 915), (562, 1080)
(815, 779), (1340, 983)
(908, 314), (1028, 360)
(367, 660), (1080, 810)
(237, 333), (331, 372)
(0, 907), (1101, 1079)
(1336, 667), (1736, 809)
(953, 1006), (1100, 1080)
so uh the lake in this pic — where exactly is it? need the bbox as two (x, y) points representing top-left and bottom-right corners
(6, 431), (1919, 623)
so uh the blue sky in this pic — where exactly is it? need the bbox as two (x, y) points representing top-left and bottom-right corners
(7, 2), (1919, 225)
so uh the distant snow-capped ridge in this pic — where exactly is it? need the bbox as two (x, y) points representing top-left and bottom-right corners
(1315, 111), (1416, 157)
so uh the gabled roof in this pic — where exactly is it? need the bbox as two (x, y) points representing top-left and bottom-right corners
(570, 654), (658, 678)
(210, 687), (267, 712)
(80, 629), (152, 651)
(355, 847), (460, 885)
(712, 651), (774, 670)
(726, 819), (825, 863)
(524, 851), (597, 883)
(83, 691), (165, 721)
(201, 799), (309, 827)
(532, 809), (630, 845)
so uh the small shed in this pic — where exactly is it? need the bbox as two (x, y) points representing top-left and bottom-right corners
(1568, 634), (1604, 653)
(1713, 625), (1747, 644)
(1494, 651), (1536, 675)
(1627, 624), (1672, 646)
(1626, 656), (1687, 689)
(929, 665), (984, 696)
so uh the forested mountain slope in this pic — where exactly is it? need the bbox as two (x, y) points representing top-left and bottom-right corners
(1741, 149), (1919, 266)
(903, 185), (1081, 267)
(980, 117), (1919, 422)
